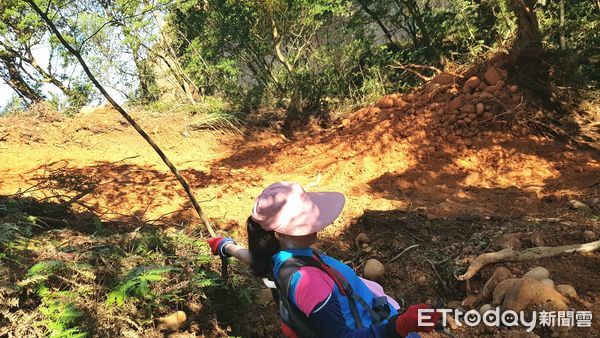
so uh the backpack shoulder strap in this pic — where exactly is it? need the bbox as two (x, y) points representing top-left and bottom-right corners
(276, 256), (322, 338)
(276, 251), (372, 329)
(276, 255), (321, 302)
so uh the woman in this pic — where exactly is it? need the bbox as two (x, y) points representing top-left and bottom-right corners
(208, 182), (439, 337)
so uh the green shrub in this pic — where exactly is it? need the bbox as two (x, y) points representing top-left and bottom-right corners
(106, 265), (178, 307)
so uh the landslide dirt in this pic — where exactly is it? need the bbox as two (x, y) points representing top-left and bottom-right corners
(0, 67), (599, 336)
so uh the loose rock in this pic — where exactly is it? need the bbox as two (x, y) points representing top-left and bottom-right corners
(355, 232), (370, 248)
(363, 259), (385, 281)
(447, 300), (462, 309)
(157, 311), (187, 331)
(529, 230), (545, 247)
(583, 230), (596, 241)
(522, 267), (550, 281)
(479, 304), (493, 315)
(540, 279), (555, 289)
(465, 76), (481, 89)
(493, 233), (524, 250)
(484, 67), (503, 85)
(501, 277), (568, 312)
(393, 98), (406, 108)
(461, 294), (480, 308)
(476, 102), (485, 114)
(493, 278), (520, 305)
(569, 199), (592, 213)
(459, 104), (476, 114)
(482, 267), (515, 300)
(449, 96), (465, 111)
(255, 288), (274, 306)
(555, 284), (577, 298)
(376, 97), (394, 109)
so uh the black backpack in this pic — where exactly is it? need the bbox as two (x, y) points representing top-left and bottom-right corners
(273, 250), (391, 337)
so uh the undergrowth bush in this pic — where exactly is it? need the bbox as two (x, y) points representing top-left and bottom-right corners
(107, 265), (178, 307)
(141, 97), (242, 132)
(0, 197), (258, 336)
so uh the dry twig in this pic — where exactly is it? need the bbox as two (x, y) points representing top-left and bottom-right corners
(387, 244), (420, 264)
(390, 63), (442, 81)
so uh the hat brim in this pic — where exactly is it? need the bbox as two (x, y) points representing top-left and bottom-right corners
(274, 191), (345, 236)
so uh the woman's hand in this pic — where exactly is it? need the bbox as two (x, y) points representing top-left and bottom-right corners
(393, 304), (440, 337)
(207, 237), (237, 259)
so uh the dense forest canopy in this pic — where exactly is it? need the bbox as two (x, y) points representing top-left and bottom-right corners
(0, 0), (598, 116)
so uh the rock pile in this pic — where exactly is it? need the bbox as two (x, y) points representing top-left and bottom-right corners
(343, 66), (524, 154)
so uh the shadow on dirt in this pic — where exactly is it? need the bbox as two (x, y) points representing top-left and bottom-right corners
(317, 208), (600, 336)
(0, 193), (265, 337)
(16, 158), (265, 229)
(319, 209), (508, 306)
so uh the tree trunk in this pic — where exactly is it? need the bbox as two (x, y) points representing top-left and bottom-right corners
(357, 0), (397, 46)
(398, 0), (431, 48)
(131, 43), (157, 103)
(559, 0), (566, 50)
(393, 0), (415, 44)
(267, 8), (304, 128)
(507, 0), (553, 107)
(25, 0), (217, 238)
(22, 47), (77, 99)
(508, 0), (543, 55)
(0, 54), (43, 103)
(269, 11), (294, 74)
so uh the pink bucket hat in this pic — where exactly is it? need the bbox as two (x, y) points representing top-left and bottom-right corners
(251, 182), (345, 236)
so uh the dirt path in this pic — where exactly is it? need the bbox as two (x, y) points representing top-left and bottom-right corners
(1, 104), (599, 336)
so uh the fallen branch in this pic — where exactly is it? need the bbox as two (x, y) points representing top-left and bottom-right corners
(387, 244), (420, 264)
(35, 215), (71, 227)
(390, 63), (442, 81)
(524, 216), (561, 223)
(456, 240), (600, 281)
(58, 188), (93, 207)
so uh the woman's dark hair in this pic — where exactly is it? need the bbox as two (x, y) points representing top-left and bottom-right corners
(247, 217), (280, 278)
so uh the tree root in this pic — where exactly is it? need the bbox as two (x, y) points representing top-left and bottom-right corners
(456, 240), (600, 281)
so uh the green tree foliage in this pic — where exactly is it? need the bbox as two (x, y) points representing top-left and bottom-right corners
(167, 0), (377, 113)
(9, 0), (599, 115)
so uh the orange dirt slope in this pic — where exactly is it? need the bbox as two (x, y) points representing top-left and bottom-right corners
(1, 66), (599, 336)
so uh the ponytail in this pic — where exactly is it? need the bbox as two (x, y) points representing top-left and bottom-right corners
(246, 217), (280, 278)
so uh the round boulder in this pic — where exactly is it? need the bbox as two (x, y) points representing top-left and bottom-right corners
(501, 277), (568, 313)
(523, 267), (550, 281)
(556, 284), (577, 298)
(363, 259), (385, 281)
(484, 67), (503, 85)
(465, 76), (481, 89)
